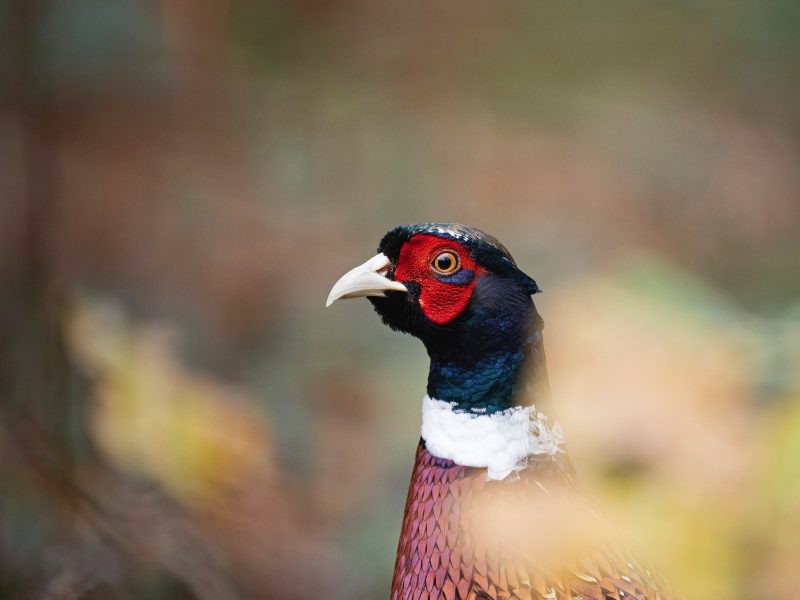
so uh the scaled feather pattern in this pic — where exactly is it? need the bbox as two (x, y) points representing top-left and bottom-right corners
(392, 443), (673, 600)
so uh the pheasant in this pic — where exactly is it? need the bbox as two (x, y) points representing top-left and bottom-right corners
(327, 223), (673, 600)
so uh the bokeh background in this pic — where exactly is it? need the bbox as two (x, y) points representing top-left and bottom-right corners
(2, 1), (799, 598)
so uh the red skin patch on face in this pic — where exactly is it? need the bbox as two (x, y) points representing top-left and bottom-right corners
(394, 234), (485, 325)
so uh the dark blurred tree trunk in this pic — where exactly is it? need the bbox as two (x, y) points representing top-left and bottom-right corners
(0, 0), (87, 496)
(0, 0), (82, 594)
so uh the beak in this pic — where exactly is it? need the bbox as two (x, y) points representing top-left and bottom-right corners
(326, 253), (407, 307)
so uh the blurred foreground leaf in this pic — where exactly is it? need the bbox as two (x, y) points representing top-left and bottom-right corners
(68, 299), (272, 509)
(546, 256), (800, 600)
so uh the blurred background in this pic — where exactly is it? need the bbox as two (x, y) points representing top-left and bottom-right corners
(1, 1), (799, 598)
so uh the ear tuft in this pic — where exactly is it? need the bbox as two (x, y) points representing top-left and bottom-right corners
(514, 270), (541, 295)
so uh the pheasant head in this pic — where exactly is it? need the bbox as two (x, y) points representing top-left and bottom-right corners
(327, 223), (559, 479)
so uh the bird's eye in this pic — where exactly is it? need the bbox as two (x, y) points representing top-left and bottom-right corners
(431, 251), (459, 275)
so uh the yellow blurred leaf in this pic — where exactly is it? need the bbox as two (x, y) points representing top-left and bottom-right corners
(68, 299), (272, 510)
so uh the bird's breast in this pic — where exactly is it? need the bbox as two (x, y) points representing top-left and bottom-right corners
(390, 442), (669, 600)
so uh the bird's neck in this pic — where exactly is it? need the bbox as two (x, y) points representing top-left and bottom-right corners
(426, 347), (529, 413)
(423, 307), (545, 413)
(419, 303), (562, 480)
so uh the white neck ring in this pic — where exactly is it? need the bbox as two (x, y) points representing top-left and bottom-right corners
(420, 395), (564, 480)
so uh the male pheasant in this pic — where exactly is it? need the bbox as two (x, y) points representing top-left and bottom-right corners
(327, 223), (673, 600)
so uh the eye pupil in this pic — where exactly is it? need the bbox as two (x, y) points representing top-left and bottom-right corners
(432, 251), (459, 274)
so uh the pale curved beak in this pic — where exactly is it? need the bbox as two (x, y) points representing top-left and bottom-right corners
(326, 253), (407, 307)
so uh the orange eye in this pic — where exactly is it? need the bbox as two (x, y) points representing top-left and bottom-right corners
(431, 251), (460, 275)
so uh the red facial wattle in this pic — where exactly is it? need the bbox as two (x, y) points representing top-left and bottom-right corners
(393, 234), (485, 325)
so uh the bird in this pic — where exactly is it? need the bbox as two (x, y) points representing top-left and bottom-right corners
(327, 223), (673, 600)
